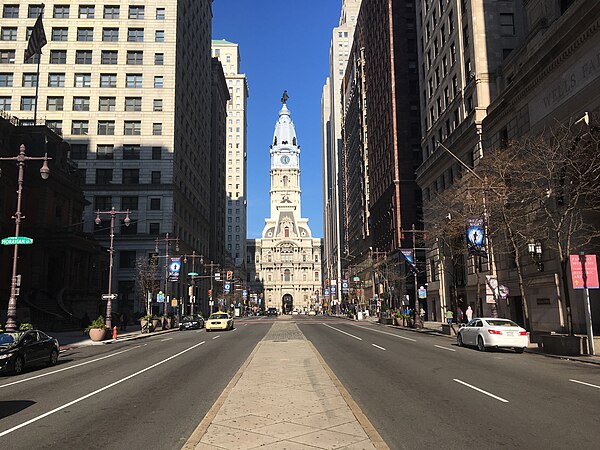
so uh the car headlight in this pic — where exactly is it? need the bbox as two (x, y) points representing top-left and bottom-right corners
(0, 352), (15, 360)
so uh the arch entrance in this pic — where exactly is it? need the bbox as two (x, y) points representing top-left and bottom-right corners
(282, 294), (293, 314)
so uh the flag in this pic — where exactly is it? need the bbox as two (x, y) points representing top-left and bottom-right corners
(24, 14), (47, 62)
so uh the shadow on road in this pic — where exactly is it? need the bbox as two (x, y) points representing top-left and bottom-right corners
(0, 400), (36, 419)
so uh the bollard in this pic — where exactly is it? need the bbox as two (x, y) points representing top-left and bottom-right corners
(112, 325), (118, 340)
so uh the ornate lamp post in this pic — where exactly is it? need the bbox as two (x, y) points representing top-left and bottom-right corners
(183, 251), (203, 315)
(95, 207), (131, 329)
(154, 233), (179, 317)
(1, 144), (51, 332)
(528, 240), (544, 271)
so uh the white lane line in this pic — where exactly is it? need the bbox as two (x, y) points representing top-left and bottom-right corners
(0, 346), (142, 390)
(350, 324), (416, 342)
(160, 338), (173, 342)
(372, 344), (386, 351)
(435, 344), (456, 352)
(453, 379), (509, 403)
(323, 324), (363, 341)
(212, 335), (220, 340)
(0, 341), (206, 438)
(570, 379), (600, 390)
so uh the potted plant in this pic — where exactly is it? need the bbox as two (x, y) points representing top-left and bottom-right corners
(85, 316), (108, 341)
(19, 323), (34, 331)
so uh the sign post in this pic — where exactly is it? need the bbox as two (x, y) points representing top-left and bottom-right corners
(570, 254), (598, 356)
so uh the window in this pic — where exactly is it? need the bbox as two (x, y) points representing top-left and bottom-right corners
(101, 50), (118, 64)
(450, 42), (456, 64)
(149, 223), (160, 235)
(0, 73), (13, 87)
(500, 13), (515, 36)
(48, 73), (66, 89)
(153, 99), (163, 111)
(20, 96), (36, 111)
(75, 50), (93, 64)
(22, 73), (37, 87)
(51, 27), (68, 41)
(126, 74), (143, 88)
(74, 74), (91, 88)
(151, 171), (161, 184)
(123, 145), (140, 160)
(100, 73), (117, 88)
(152, 147), (162, 160)
(98, 120), (115, 135)
(1, 27), (17, 41)
(98, 97), (116, 111)
(0, 50), (15, 64)
(96, 144), (114, 160)
(77, 28), (94, 42)
(71, 120), (89, 135)
(462, 24), (469, 48)
(50, 50), (67, 64)
(126, 51), (143, 65)
(73, 96), (90, 111)
(152, 123), (162, 135)
(155, 30), (165, 42)
(102, 28), (119, 42)
(149, 198), (161, 210)
(119, 251), (136, 269)
(78, 5), (95, 18)
(70, 144), (87, 160)
(3, 5), (19, 18)
(154, 76), (164, 88)
(94, 196), (112, 211)
(96, 169), (113, 185)
(122, 169), (139, 184)
(127, 28), (144, 42)
(28, 4), (43, 18)
(129, 6), (145, 19)
(154, 53), (164, 65)
(156, 8), (165, 20)
(46, 96), (63, 111)
(124, 97), (142, 111)
(121, 196), (138, 210)
(0, 96), (11, 110)
(53, 5), (69, 18)
(124, 121), (141, 135)
(103, 5), (120, 19)
(449, 9), (454, 32)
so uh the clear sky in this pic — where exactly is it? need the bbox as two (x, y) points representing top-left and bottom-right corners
(212, 1), (342, 239)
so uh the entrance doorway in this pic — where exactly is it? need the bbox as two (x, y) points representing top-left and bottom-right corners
(282, 294), (293, 314)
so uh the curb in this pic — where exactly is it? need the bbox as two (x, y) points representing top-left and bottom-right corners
(60, 328), (179, 349)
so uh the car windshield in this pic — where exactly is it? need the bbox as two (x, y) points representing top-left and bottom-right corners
(209, 314), (228, 320)
(182, 316), (195, 321)
(0, 332), (21, 345)
(486, 319), (519, 327)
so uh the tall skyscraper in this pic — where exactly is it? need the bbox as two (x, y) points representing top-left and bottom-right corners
(211, 40), (249, 276)
(0, 1), (217, 314)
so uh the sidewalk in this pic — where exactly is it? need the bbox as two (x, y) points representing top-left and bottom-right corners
(183, 321), (388, 450)
(52, 326), (177, 350)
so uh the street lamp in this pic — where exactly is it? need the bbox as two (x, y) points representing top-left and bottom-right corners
(95, 207), (131, 330)
(1, 144), (51, 332)
(154, 233), (179, 318)
(183, 251), (204, 315)
(528, 240), (544, 271)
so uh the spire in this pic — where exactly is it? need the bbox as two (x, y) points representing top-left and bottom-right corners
(273, 93), (298, 148)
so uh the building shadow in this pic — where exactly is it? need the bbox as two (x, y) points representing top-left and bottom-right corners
(0, 400), (36, 419)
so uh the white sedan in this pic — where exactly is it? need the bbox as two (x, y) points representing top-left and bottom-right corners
(457, 318), (528, 353)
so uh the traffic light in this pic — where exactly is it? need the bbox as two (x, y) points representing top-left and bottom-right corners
(208, 289), (212, 297)
(227, 271), (233, 280)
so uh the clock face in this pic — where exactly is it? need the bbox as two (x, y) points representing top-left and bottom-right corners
(280, 155), (290, 164)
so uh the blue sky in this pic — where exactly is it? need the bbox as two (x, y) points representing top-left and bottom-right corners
(212, 1), (342, 239)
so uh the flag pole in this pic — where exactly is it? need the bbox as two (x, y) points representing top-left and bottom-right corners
(33, 56), (41, 123)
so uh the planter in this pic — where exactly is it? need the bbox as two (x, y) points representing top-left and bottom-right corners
(152, 319), (160, 330)
(542, 335), (582, 356)
(89, 328), (107, 342)
(394, 317), (403, 326)
(140, 319), (149, 331)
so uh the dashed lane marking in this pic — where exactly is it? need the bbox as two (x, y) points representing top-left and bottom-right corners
(434, 344), (456, 352)
(372, 344), (386, 351)
(570, 379), (600, 390)
(323, 323), (363, 340)
(453, 379), (509, 403)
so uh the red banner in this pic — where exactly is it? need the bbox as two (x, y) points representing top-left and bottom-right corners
(570, 254), (599, 289)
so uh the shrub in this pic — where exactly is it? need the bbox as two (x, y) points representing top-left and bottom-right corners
(85, 316), (107, 333)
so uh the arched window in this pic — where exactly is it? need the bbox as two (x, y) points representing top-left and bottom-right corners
(284, 269), (291, 282)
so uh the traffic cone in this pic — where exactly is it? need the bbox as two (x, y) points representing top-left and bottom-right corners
(112, 325), (118, 340)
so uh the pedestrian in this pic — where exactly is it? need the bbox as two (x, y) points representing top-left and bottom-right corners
(119, 313), (125, 331)
(420, 307), (425, 321)
(457, 306), (464, 323)
(466, 305), (473, 322)
(445, 309), (453, 325)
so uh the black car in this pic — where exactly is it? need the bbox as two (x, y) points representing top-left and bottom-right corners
(179, 314), (205, 330)
(266, 308), (278, 317)
(0, 330), (60, 375)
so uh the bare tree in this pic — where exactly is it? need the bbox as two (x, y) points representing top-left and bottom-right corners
(135, 256), (159, 316)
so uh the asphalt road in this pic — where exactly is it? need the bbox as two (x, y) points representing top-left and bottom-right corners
(0, 319), (271, 450)
(298, 317), (600, 450)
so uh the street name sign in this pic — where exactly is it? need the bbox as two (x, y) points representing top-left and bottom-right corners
(102, 294), (117, 300)
(188, 272), (199, 276)
(1, 236), (33, 245)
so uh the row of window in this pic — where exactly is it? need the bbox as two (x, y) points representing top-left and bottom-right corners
(94, 222), (164, 242)
(0, 95), (163, 113)
(71, 144), (163, 161)
(1, 26), (165, 43)
(0, 71), (165, 88)
(84, 168), (162, 185)
(2, 4), (165, 20)
(94, 195), (162, 211)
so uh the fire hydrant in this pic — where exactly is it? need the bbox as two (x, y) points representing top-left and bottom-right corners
(112, 325), (118, 340)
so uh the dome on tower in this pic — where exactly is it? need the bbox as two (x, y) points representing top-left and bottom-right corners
(272, 92), (298, 148)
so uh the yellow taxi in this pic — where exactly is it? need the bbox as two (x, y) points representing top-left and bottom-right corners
(205, 312), (234, 332)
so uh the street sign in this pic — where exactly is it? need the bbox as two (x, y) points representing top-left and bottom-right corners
(168, 258), (181, 282)
(498, 285), (509, 299)
(171, 298), (178, 307)
(1, 236), (33, 245)
(570, 254), (599, 289)
(188, 272), (199, 276)
(418, 287), (427, 299)
(215, 272), (221, 281)
(102, 294), (117, 300)
(353, 276), (360, 282)
(157, 291), (165, 303)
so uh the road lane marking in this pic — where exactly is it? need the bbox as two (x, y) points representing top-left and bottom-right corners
(160, 338), (173, 342)
(435, 345), (456, 352)
(0, 341), (206, 438)
(323, 324), (363, 340)
(570, 379), (600, 390)
(372, 344), (386, 351)
(212, 335), (220, 340)
(350, 324), (416, 342)
(453, 379), (509, 403)
(0, 346), (142, 390)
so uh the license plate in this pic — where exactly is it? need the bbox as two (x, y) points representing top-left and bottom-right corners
(506, 332), (514, 336)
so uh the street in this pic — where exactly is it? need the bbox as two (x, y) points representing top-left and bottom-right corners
(1, 316), (600, 449)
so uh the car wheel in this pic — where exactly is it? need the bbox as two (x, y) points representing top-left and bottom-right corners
(514, 347), (525, 354)
(477, 336), (487, 352)
(48, 349), (59, 366)
(457, 333), (464, 347)
(13, 356), (24, 375)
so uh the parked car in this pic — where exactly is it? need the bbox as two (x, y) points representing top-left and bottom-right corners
(0, 330), (60, 375)
(266, 307), (278, 317)
(179, 314), (204, 330)
(205, 312), (234, 331)
(457, 318), (528, 353)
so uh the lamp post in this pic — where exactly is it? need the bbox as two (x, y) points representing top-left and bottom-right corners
(528, 240), (544, 271)
(1, 144), (51, 332)
(95, 207), (131, 330)
(183, 251), (204, 315)
(154, 233), (179, 317)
